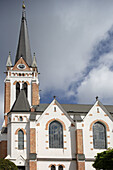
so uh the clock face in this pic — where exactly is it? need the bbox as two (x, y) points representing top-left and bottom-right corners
(17, 64), (26, 69)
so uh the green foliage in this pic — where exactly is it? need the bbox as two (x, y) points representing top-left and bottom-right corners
(93, 148), (113, 170)
(0, 158), (18, 170)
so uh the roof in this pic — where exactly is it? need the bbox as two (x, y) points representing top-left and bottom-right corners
(11, 89), (30, 112)
(36, 103), (113, 115)
(1, 127), (7, 134)
(15, 6), (32, 66)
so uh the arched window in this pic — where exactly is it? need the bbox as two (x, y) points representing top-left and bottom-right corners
(16, 82), (20, 99)
(93, 122), (106, 149)
(58, 165), (63, 170)
(49, 121), (63, 148)
(18, 130), (24, 150)
(23, 82), (27, 98)
(51, 165), (56, 170)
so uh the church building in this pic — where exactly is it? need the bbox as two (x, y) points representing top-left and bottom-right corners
(1, 3), (113, 170)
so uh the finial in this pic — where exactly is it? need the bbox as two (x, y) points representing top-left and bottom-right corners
(33, 52), (35, 56)
(96, 96), (98, 101)
(53, 96), (56, 99)
(22, 1), (25, 9)
(9, 51), (11, 55)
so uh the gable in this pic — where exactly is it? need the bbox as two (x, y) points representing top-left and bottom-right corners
(36, 99), (75, 126)
(84, 100), (113, 122)
(12, 57), (31, 71)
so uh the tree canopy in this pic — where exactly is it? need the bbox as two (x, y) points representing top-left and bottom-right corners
(93, 148), (113, 170)
(0, 158), (18, 170)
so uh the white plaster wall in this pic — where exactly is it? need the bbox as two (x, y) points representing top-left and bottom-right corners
(85, 162), (95, 170)
(83, 102), (113, 159)
(7, 113), (30, 162)
(37, 161), (76, 170)
(36, 102), (76, 159)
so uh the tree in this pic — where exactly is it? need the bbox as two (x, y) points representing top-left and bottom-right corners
(93, 148), (113, 170)
(0, 158), (18, 170)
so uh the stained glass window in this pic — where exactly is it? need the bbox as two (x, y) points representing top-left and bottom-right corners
(18, 130), (24, 150)
(58, 165), (63, 170)
(51, 165), (56, 170)
(93, 122), (106, 149)
(49, 121), (63, 148)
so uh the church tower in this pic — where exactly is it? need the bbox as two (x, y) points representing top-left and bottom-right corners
(4, 3), (40, 126)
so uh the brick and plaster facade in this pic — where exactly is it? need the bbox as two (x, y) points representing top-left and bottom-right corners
(1, 3), (113, 170)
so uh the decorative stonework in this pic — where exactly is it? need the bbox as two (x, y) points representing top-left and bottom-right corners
(15, 128), (26, 135)
(45, 113), (49, 115)
(12, 57), (30, 71)
(57, 164), (65, 168)
(45, 118), (66, 131)
(36, 123), (40, 126)
(89, 120), (110, 131)
(49, 164), (56, 168)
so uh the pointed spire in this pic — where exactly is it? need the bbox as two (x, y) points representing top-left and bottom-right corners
(32, 53), (37, 67)
(6, 51), (12, 67)
(15, 2), (32, 66)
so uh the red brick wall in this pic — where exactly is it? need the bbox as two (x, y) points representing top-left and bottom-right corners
(4, 81), (10, 126)
(76, 129), (85, 170)
(0, 141), (7, 158)
(32, 83), (39, 106)
(30, 128), (36, 153)
(76, 129), (83, 154)
(29, 161), (37, 170)
(77, 162), (85, 170)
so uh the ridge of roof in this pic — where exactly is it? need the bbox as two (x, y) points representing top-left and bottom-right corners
(36, 103), (113, 113)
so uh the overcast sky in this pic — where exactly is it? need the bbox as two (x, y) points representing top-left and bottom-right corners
(1, 0), (113, 127)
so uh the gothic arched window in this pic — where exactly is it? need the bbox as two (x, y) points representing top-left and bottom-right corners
(93, 122), (107, 149)
(58, 165), (63, 170)
(49, 121), (63, 148)
(16, 82), (20, 99)
(18, 130), (24, 150)
(51, 165), (56, 170)
(23, 82), (27, 97)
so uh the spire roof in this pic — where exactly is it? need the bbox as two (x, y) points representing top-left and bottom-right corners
(15, 3), (32, 66)
(6, 52), (12, 67)
(11, 89), (30, 112)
